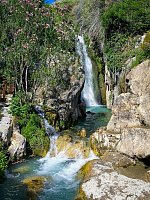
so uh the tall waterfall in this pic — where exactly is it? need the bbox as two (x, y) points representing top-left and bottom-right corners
(77, 35), (99, 107)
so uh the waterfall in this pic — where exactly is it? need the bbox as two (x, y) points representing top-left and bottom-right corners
(77, 35), (99, 107)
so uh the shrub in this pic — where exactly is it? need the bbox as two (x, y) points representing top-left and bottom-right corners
(0, 142), (8, 179)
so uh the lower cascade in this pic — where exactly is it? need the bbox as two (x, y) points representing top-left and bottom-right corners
(77, 35), (99, 107)
(0, 106), (99, 200)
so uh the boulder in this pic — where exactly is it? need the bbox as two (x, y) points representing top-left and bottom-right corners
(0, 106), (13, 146)
(107, 93), (141, 133)
(90, 128), (121, 156)
(116, 128), (150, 161)
(8, 126), (26, 162)
(107, 60), (150, 132)
(126, 59), (150, 126)
(78, 160), (150, 200)
(22, 176), (47, 200)
(55, 135), (90, 159)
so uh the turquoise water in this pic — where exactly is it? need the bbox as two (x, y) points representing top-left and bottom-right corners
(0, 106), (111, 200)
(70, 105), (111, 137)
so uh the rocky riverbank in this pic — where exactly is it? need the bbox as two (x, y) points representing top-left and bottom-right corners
(78, 60), (150, 199)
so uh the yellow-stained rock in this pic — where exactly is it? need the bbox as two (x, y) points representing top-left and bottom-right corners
(22, 176), (47, 200)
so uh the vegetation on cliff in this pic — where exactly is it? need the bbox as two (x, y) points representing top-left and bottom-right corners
(78, 0), (150, 71)
(0, 141), (8, 179)
(0, 0), (79, 156)
(10, 94), (49, 157)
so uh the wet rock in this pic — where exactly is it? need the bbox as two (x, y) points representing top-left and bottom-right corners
(13, 166), (30, 174)
(79, 128), (87, 138)
(116, 128), (150, 161)
(8, 125), (26, 162)
(79, 160), (150, 200)
(22, 176), (47, 200)
(55, 135), (90, 159)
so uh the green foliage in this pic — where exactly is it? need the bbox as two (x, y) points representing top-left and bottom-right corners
(0, 142), (8, 178)
(21, 114), (49, 156)
(10, 93), (49, 157)
(0, 0), (78, 96)
(102, 0), (150, 37)
(100, 0), (150, 73)
(10, 94), (31, 118)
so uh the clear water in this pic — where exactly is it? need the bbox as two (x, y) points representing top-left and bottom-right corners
(0, 106), (110, 200)
(70, 105), (111, 137)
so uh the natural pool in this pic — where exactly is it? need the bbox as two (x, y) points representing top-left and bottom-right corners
(0, 106), (111, 200)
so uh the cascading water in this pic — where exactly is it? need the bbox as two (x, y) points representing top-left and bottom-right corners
(34, 106), (97, 199)
(77, 35), (99, 107)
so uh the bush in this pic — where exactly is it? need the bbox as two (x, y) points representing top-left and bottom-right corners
(10, 94), (50, 157)
(102, 0), (150, 37)
(21, 114), (50, 157)
(0, 142), (8, 179)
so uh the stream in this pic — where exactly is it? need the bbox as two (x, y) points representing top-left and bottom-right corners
(0, 106), (111, 200)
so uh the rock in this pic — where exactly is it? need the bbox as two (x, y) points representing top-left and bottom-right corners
(22, 176), (47, 200)
(55, 135), (90, 159)
(78, 160), (150, 200)
(13, 166), (30, 174)
(116, 128), (150, 161)
(107, 60), (150, 132)
(107, 93), (141, 133)
(90, 128), (121, 156)
(101, 151), (135, 169)
(34, 64), (86, 130)
(126, 59), (150, 126)
(0, 106), (13, 146)
(8, 125), (26, 162)
(79, 128), (87, 138)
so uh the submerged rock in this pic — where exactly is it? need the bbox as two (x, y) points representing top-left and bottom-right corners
(78, 160), (150, 200)
(22, 176), (47, 200)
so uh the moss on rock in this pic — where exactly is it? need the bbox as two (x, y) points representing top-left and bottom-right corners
(22, 176), (47, 200)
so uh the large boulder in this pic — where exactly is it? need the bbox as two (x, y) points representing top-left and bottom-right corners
(126, 59), (150, 126)
(116, 128), (150, 161)
(8, 126), (26, 162)
(107, 93), (141, 133)
(78, 160), (150, 200)
(107, 60), (150, 132)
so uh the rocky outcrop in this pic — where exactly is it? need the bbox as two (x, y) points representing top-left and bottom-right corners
(107, 60), (150, 132)
(90, 127), (121, 156)
(0, 105), (13, 146)
(78, 160), (150, 200)
(34, 70), (86, 130)
(8, 125), (26, 162)
(104, 60), (150, 161)
(89, 60), (150, 167)
(55, 134), (90, 159)
(117, 128), (150, 161)
(107, 93), (141, 132)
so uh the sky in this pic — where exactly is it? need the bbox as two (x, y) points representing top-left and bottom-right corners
(44, 0), (55, 4)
